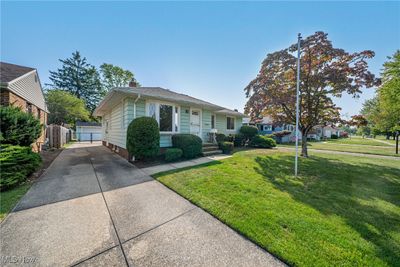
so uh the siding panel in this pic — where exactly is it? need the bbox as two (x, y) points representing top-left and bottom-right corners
(180, 106), (190, 134)
(8, 71), (47, 111)
(201, 109), (212, 142)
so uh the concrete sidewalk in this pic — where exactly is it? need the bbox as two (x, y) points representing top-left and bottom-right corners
(0, 143), (284, 267)
(141, 154), (232, 175)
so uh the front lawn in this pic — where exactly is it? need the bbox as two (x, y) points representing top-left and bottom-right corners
(155, 149), (400, 266)
(280, 141), (398, 157)
(326, 137), (393, 146)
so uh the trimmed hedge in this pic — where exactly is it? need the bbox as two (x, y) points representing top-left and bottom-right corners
(126, 117), (160, 160)
(172, 134), (202, 159)
(165, 148), (183, 162)
(0, 106), (42, 146)
(220, 141), (234, 154)
(233, 133), (245, 147)
(331, 134), (338, 139)
(0, 145), (41, 191)
(250, 135), (277, 148)
(240, 125), (258, 141)
(216, 133), (226, 143)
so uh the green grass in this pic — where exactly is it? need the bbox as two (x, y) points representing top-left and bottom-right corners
(0, 183), (31, 221)
(325, 137), (393, 146)
(375, 135), (398, 145)
(155, 149), (400, 266)
(280, 141), (398, 157)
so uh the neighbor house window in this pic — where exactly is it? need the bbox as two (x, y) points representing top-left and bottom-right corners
(147, 102), (179, 133)
(26, 103), (32, 114)
(227, 116), (235, 130)
(211, 114), (215, 129)
(37, 109), (41, 120)
(263, 125), (272, 131)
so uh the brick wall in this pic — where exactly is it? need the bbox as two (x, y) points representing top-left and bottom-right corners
(0, 89), (47, 152)
(102, 141), (130, 160)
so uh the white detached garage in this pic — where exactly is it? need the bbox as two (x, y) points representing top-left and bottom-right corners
(76, 121), (102, 141)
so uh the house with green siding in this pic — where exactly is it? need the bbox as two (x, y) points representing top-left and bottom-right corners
(93, 85), (244, 159)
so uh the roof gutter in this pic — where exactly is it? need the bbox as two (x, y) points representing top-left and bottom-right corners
(133, 94), (141, 119)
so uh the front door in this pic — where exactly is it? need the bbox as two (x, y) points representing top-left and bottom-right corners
(190, 109), (201, 137)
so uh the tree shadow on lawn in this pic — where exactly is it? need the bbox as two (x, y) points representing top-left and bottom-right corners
(254, 155), (400, 266)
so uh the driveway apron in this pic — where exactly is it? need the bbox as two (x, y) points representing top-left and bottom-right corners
(0, 143), (283, 267)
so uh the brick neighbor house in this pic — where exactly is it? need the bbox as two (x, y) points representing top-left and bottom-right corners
(0, 62), (48, 152)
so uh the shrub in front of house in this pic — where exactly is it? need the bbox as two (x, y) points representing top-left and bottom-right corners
(331, 134), (338, 139)
(233, 133), (245, 147)
(250, 135), (277, 148)
(165, 148), (183, 162)
(240, 125), (258, 142)
(172, 134), (202, 159)
(0, 145), (42, 191)
(220, 141), (234, 154)
(0, 106), (42, 147)
(215, 133), (226, 143)
(126, 117), (160, 160)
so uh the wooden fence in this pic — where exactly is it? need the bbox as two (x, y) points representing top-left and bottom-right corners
(46, 125), (74, 149)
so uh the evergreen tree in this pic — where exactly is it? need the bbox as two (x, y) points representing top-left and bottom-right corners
(48, 51), (105, 112)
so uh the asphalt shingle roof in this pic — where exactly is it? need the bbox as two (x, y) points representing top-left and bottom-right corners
(94, 86), (245, 117)
(115, 87), (225, 110)
(0, 62), (35, 83)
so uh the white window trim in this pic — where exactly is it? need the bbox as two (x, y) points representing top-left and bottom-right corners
(226, 116), (236, 131)
(145, 100), (180, 134)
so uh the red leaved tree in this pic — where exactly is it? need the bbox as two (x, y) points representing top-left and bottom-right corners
(244, 31), (379, 157)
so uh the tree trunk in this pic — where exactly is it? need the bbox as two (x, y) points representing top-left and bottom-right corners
(301, 129), (308, 157)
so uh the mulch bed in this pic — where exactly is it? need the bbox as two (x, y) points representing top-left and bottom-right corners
(28, 148), (63, 182)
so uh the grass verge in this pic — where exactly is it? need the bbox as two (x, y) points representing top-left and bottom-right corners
(0, 183), (31, 221)
(155, 149), (400, 266)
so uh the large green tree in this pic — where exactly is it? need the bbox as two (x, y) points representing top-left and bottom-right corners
(46, 90), (90, 125)
(48, 51), (104, 112)
(245, 31), (379, 157)
(100, 63), (140, 91)
(378, 51), (400, 135)
(361, 50), (400, 139)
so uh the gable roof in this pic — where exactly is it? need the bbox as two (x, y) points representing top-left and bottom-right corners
(76, 121), (102, 127)
(94, 87), (245, 117)
(0, 62), (48, 112)
(0, 62), (35, 84)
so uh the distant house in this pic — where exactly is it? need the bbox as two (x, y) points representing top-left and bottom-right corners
(243, 116), (296, 138)
(0, 62), (48, 151)
(93, 84), (245, 159)
(76, 121), (102, 141)
(307, 125), (341, 140)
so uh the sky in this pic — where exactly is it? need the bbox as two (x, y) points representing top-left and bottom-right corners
(1, 1), (399, 118)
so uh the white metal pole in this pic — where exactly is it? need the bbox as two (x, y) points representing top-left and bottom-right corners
(295, 33), (301, 177)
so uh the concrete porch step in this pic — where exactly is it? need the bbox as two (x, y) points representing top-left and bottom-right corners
(202, 146), (220, 152)
(203, 150), (223, 156)
(202, 143), (217, 147)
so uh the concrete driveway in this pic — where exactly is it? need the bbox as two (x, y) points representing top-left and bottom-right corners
(0, 142), (283, 267)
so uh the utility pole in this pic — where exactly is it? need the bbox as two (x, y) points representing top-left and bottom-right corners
(295, 33), (301, 177)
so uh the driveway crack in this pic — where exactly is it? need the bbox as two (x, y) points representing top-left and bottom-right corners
(89, 156), (130, 267)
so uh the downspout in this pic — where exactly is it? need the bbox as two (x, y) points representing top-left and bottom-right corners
(133, 94), (141, 119)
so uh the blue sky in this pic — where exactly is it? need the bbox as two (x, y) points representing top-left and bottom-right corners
(1, 1), (399, 117)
